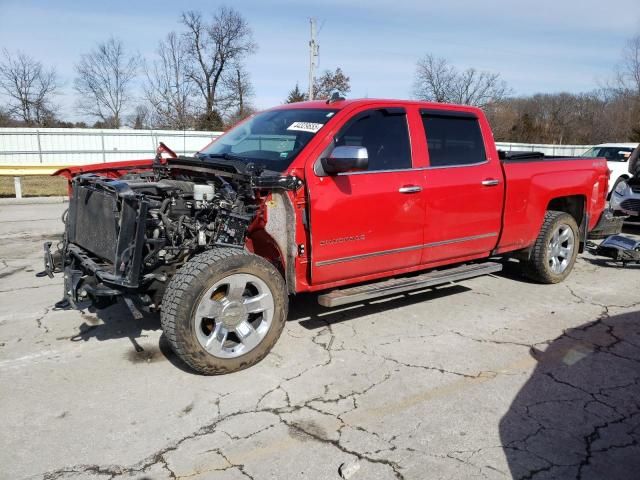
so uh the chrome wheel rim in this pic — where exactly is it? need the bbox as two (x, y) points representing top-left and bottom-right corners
(193, 273), (274, 359)
(547, 224), (575, 274)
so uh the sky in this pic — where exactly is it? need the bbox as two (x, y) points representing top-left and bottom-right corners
(0, 0), (639, 123)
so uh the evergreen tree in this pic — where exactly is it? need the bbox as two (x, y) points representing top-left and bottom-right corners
(285, 83), (307, 103)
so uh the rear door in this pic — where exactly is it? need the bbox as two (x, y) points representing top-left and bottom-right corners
(419, 110), (503, 263)
(306, 107), (426, 285)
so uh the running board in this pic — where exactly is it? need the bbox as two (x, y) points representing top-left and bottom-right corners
(317, 262), (503, 308)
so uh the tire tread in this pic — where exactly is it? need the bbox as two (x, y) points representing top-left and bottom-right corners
(160, 248), (287, 375)
(523, 210), (578, 284)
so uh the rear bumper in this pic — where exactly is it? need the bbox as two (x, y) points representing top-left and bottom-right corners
(588, 210), (626, 240)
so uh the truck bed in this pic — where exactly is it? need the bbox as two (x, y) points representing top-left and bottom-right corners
(495, 154), (609, 254)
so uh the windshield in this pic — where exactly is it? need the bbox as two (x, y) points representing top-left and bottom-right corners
(582, 146), (634, 162)
(199, 108), (338, 171)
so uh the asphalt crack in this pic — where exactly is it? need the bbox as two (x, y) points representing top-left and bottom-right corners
(35, 307), (51, 333)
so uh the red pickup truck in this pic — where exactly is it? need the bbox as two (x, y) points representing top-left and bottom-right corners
(45, 98), (613, 374)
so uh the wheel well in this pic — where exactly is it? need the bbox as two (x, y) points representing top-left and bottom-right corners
(246, 229), (285, 276)
(546, 195), (586, 252)
(513, 196), (587, 261)
(546, 195), (585, 225)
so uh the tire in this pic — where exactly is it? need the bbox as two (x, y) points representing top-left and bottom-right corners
(160, 248), (288, 375)
(523, 210), (580, 284)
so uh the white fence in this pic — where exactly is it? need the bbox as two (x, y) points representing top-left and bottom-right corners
(0, 128), (223, 166)
(495, 142), (591, 157)
(0, 127), (593, 168)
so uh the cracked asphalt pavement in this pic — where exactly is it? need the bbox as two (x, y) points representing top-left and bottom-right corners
(1, 202), (639, 480)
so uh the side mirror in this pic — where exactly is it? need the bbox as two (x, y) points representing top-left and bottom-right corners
(321, 146), (368, 175)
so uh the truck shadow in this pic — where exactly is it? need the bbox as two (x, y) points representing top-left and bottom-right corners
(499, 309), (640, 479)
(62, 284), (472, 373)
(69, 302), (160, 345)
(492, 258), (542, 284)
(65, 301), (198, 371)
(291, 284), (470, 330)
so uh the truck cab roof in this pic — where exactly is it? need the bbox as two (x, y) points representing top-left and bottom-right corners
(271, 98), (483, 115)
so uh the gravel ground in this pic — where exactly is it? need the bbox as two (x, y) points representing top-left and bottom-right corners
(1, 202), (639, 480)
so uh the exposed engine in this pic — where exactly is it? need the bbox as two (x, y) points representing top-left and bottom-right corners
(123, 173), (257, 270)
(46, 156), (301, 308)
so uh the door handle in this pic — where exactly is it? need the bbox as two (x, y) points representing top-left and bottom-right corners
(481, 179), (500, 187)
(398, 185), (422, 194)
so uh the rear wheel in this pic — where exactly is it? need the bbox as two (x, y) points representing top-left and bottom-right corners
(523, 211), (579, 284)
(161, 248), (288, 375)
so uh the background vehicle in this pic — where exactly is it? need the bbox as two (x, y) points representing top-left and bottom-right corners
(45, 99), (612, 375)
(582, 143), (639, 195)
(610, 144), (640, 220)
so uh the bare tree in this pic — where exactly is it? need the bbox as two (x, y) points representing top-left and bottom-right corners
(0, 49), (59, 125)
(313, 67), (350, 100)
(597, 32), (640, 141)
(129, 104), (151, 129)
(74, 37), (140, 128)
(413, 54), (510, 108)
(223, 65), (255, 124)
(616, 34), (640, 95)
(413, 55), (456, 103)
(144, 32), (194, 129)
(181, 8), (256, 129)
(0, 106), (19, 127)
(485, 90), (640, 144)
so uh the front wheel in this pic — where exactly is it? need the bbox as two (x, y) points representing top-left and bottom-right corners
(523, 210), (579, 284)
(161, 248), (288, 375)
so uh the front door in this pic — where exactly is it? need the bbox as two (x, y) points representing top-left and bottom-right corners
(306, 107), (426, 285)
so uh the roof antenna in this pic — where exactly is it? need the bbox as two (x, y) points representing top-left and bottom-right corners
(326, 91), (345, 104)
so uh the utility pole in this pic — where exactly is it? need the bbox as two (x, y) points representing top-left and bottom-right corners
(308, 18), (319, 100)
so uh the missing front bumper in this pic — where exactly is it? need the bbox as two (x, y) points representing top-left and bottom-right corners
(43, 241), (126, 309)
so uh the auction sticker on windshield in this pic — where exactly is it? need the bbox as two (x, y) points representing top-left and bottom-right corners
(287, 122), (324, 133)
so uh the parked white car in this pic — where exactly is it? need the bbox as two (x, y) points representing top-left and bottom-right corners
(610, 144), (640, 219)
(581, 143), (639, 194)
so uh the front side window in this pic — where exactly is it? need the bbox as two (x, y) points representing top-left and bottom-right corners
(421, 113), (486, 167)
(200, 108), (337, 172)
(333, 109), (412, 171)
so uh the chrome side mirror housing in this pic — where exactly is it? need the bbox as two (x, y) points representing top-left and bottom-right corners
(321, 146), (369, 175)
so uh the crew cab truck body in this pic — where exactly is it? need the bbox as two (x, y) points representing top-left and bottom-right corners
(46, 99), (612, 374)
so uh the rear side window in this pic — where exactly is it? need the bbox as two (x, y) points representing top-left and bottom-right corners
(334, 109), (412, 171)
(421, 113), (486, 167)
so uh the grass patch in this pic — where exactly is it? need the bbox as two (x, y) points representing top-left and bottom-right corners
(0, 175), (68, 197)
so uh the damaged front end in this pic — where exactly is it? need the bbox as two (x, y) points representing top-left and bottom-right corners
(46, 175), (153, 308)
(44, 156), (301, 309)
